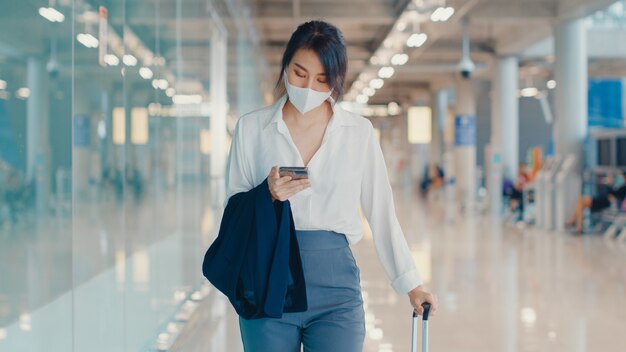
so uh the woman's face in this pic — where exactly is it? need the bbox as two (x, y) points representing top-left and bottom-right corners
(286, 48), (331, 93)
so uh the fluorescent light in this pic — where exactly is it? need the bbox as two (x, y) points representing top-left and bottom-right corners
(16, 88), (30, 99)
(407, 33), (428, 48)
(388, 101), (400, 115)
(369, 56), (380, 65)
(431, 7), (455, 22)
(369, 78), (384, 89)
(356, 94), (369, 104)
(520, 307), (537, 327)
(378, 66), (395, 79)
(431, 8), (443, 21)
(97, 120), (106, 139)
(0, 80), (6, 90)
(173, 94), (202, 105)
(408, 107), (432, 144)
(443, 7), (455, 21)
(152, 79), (168, 90)
(375, 106), (388, 116)
(131, 108), (149, 145)
(39, 7), (65, 23)
(153, 56), (166, 66)
(104, 54), (119, 66)
(123, 54), (137, 66)
(19, 313), (31, 332)
(396, 21), (407, 31)
(547, 80), (557, 89)
(200, 129), (211, 155)
(77, 33), (99, 48)
(368, 327), (383, 340)
(363, 87), (376, 96)
(139, 67), (153, 79)
(520, 87), (539, 97)
(358, 72), (372, 82)
(391, 53), (409, 65)
(113, 107), (125, 145)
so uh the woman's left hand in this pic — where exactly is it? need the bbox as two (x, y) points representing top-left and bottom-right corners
(408, 286), (438, 317)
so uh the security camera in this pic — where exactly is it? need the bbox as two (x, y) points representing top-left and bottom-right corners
(47, 37), (60, 79)
(458, 17), (474, 80)
(47, 57), (60, 79)
(458, 56), (475, 79)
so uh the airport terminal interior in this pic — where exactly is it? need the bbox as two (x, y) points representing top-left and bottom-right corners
(1, 0), (626, 351)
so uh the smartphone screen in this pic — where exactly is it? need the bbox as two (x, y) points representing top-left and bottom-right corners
(279, 166), (308, 180)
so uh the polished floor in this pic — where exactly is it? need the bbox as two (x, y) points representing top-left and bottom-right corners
(174, 187), (626, 352)
(0, 185), (212, 351)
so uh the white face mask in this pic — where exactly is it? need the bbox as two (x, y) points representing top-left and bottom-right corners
(283, 70), (333, 114)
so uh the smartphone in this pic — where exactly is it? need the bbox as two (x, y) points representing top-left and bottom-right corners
(279, 166), (309, 180)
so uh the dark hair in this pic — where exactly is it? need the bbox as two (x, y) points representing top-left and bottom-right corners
(275, 20), (347, 100)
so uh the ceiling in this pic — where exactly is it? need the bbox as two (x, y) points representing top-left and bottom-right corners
(0, 0), (623, 109)
(249, 0), (621, 104)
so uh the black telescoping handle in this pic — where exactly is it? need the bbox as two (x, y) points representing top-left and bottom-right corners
(412, 303), (432, 321)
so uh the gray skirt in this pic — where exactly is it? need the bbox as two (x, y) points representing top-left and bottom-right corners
(238, 229), (366, 352)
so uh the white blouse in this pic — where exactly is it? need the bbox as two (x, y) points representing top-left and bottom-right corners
(223, 94), (422, 295)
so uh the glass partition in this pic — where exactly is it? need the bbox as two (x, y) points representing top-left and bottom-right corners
(0, 0), (264, 350)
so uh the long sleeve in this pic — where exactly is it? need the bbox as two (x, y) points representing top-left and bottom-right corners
(223, 118), (255, 209)
(359, 122), (423, 295)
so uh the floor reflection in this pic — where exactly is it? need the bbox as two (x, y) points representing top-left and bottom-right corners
(178, 185), (626, 352)
(0, 185), (215, 351)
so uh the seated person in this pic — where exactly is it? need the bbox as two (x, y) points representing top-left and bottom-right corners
(420, 163), (444, 196)
(565, 171), (626, 234)
(508, 163), (531, 220)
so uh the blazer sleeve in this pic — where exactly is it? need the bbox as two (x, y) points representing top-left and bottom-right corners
(223, 117), (255, 209)
(359, 121), (423, 295)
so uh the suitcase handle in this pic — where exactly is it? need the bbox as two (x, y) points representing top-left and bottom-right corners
(411, 303), (431, 352)
(412, 303), (431, 320)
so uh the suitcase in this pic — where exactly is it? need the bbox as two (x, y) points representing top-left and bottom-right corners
(411, 303), (432, 352)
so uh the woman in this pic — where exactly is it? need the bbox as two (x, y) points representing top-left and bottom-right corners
(508, 162), (530, 220)
(224, 20), (438, 351)
(565, 171), (626, 234)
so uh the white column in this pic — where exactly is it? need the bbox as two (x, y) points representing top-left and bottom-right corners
(554, 18), (587, 170)
(455, 77), (477, 210)
(499, 56), (519, 180)
(210, 20), (228, 206)
(442, 91), (456, 207)
(489, 56), (519, 215)
(26, 57), (50, 216)
(554, 18), (587, 231)
(402, 100), (416, 189)
(430, 89), (447, 168)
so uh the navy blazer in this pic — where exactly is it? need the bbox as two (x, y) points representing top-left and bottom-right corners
(202, 178), (308, 319)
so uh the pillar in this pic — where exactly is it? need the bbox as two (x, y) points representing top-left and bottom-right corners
(26, 57), (50, 217)
(554, 18), (587, 169)
(489, 56), (519, 215)
(455, 77), (477, 210)
(554, 18), (587, 231)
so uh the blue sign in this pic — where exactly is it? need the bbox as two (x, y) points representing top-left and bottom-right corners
(74, 115), (91, 148)
(455, 114), (476, 146)
(588, 79), (623, 128)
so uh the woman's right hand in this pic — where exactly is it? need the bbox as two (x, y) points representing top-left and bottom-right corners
(267, 166), (311, 202)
